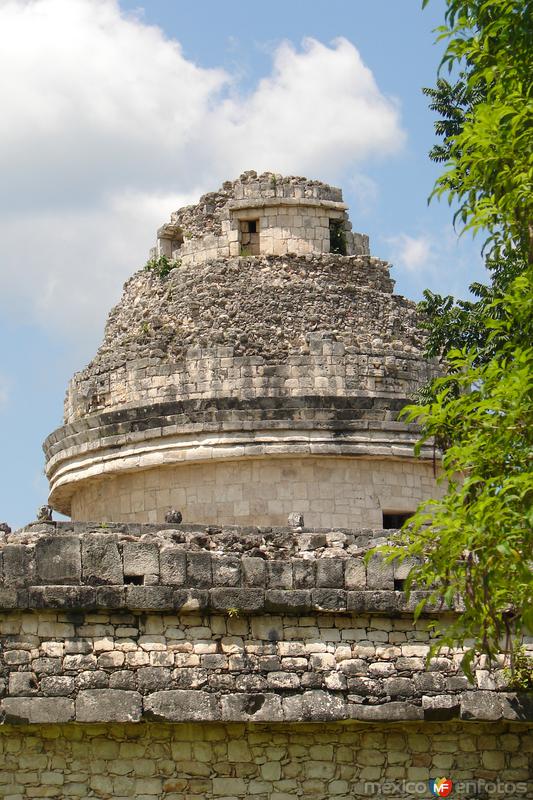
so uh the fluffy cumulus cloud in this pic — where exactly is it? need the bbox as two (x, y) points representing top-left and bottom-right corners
(0, 0), (405, 339)
(386, 233), (433, 273)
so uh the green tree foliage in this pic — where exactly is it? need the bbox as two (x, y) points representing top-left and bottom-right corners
(380, 0), (533, 674)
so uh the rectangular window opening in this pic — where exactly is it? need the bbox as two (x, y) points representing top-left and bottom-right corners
(382, 512), (413, 530)
(239, 219), (260, 255)
(329, 219), (346, 255)
(124, 575), (144, 585)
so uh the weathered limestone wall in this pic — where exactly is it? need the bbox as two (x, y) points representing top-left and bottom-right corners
(1, 524), (531, 797)
(167, 202), (368, 266)
(68, 456), (445, 527)
(1, 721), (532, 799)
(60, 254), (431, 424)
(1, 523), (531, 726)
(1, 607), (526, 724)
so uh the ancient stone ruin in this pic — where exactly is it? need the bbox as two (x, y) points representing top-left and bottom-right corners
(1, 172), (531, 798)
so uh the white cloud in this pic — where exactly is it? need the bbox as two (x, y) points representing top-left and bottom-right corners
(382, 226), (488, 301)
(0, 0), (405, 340)
(386, 233), (433, 272)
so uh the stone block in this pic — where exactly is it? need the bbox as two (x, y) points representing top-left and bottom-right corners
(81, 535), (123, 584)
(212, 555), (241, 586)
(366, 554), (394, 590)
(8, 672), (38, 695)
(349, 702), (424, 721)
(159, 549), (186, 585)
(137, 667), (172, 693)
(2, 696), (74, 723)
(422, 694), (460, 720)
(35, 536), (81, 585)
(76, 689), (142, 722)
(267, 561), (293, 588)
(316, 559), (344, 588)
(363, 590), (400, 613)
(311, 589), (347, 611)
(122, 542), (159, 579)
(109, 670), (138, 690)
(414, 673), (446, 693)
(186, 552), (212, 588)
(384, 677), (416, 697)
(0, 587), (19, 607)
(209, 588), (264, 613)
(265, 589), (311, 613)
(251, 616), (283, 642)
(144, 689), (219, 721)
(95, 586), (126, 608)
(242, 556), (266, 587)
(2, 544), (34, 587)
(460, 690), (502, 720)
(28, 586), (96, 609)
(220, 692), (283, 722)
(40, 676), (75, 696)
(267, 671), (300, 690)
(173, 588), (209, 612)
(344, 558), (366, 589)
(292, 559), (316, 588)
(283, 690), (347, 722)
(76, 670), (108, 690)
(499, 692), (533, 721)
(125, 585), (174, 609)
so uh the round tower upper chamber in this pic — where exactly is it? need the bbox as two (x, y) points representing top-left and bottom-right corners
(44, 172), (443, 528)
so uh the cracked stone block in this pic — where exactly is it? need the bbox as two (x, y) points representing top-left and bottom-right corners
(82, 535), (123, 584)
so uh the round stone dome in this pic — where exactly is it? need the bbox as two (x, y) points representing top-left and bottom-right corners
(44, 172), (442, 527)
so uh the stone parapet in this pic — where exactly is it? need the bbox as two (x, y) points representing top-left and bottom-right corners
(1, 523), (531, 726)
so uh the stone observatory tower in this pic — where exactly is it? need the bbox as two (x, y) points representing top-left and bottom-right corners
(44, 171), (442, 528)
(2, 173), (530, 797)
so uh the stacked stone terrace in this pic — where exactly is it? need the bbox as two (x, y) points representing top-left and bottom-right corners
(44, 172), (442, 529)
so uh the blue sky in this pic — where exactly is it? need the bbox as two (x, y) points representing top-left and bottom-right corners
(0, 0), (485, 530)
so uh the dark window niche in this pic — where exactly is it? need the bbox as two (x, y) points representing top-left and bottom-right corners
(239, 219), (260, 255)
(329, 219), (347, 255)
(382, 512), (413, 530)
(394, 578), (406, 591)
(124, 575), (144, 585)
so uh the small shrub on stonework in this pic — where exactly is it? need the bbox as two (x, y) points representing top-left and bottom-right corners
(144, 255), (180, 279)
(503, 645), (533, 691)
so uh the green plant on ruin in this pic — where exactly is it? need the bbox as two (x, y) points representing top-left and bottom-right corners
(503, 644), (533, 691)
(375, 0), (533, 679)
(240, 245), (251, 257)
(227, 607), (241, 618)
(144, 254), (180, 279)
